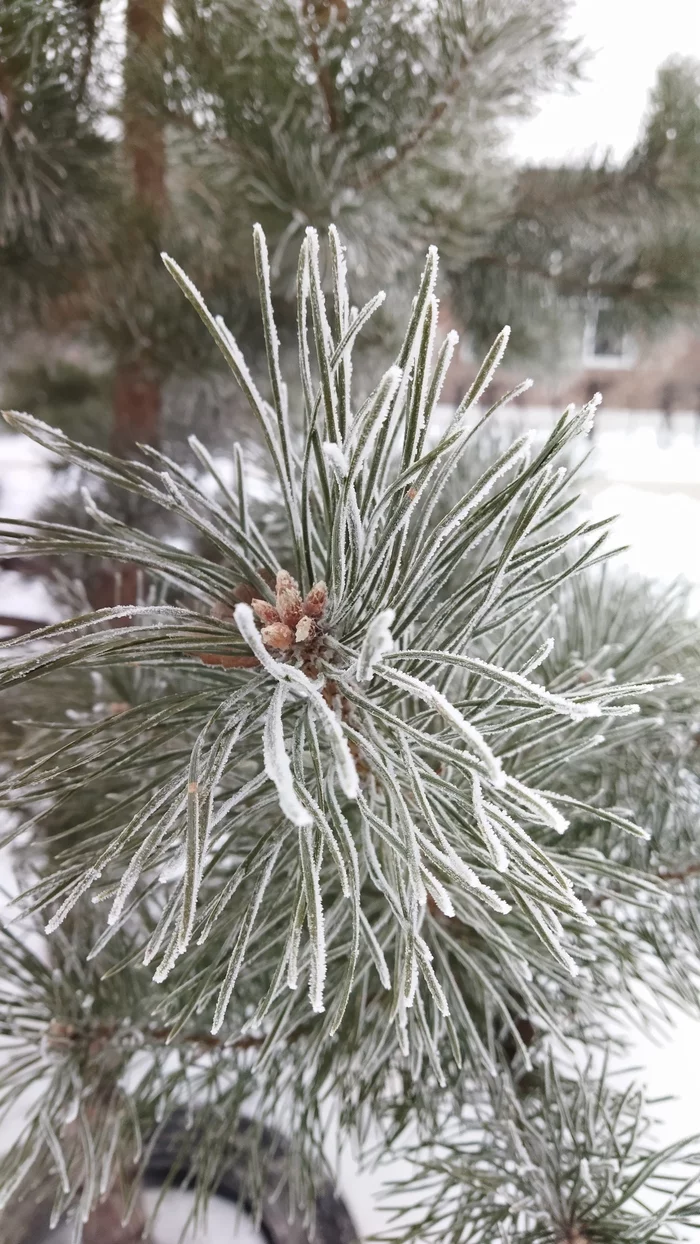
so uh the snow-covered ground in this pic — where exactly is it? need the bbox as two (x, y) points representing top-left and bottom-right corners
(1, 411), (700, 1240)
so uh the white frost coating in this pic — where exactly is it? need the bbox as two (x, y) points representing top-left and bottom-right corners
(414, 937), (450, 1016)
(162, 253), (269, 416)
(436, 434), (534, 547)
(306, 227), (334, 352)
(328, 223), (349, 330)
(210, 770), (268, 830)
(381, 665), (503, 786)
(580, 391), (602, 434)
(422, 868), (455, 918)
(153, 928), (184, 984)
(423, 246), (439, 301)
(287, 913), (303, 991)
(235, 603), (359, 800)
(263, 685), (313, 827)
(211, 846), (280, 1033)
(415, 828), (510, 913)
(472, 775), (508, 871)
(482, 797), (591, 922)
(253, 223), (282, 373)
(323, 441), (349, 479)
(460, 324), (510, 412)
(505, 775), (569, 835)
(423, 328), (459, 415)
(347, 364), (402, 470)
(45, 868), (101, 934)
(391, 648), (605, 721)
(108, 796), (187, 923)
(300, 826), (327, 1013)
(531, 906), (580, 978)
(403, 942), (420, 1009)
(356, 609), (395, 682)
(523, 636), (555, 674)
(213, 315), (268, 414)
(142, 904), (176, 966)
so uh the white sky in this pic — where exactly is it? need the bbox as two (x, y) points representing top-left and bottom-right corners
(510, 0), (700, 164)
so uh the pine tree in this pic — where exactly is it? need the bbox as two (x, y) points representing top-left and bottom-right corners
(0, 0), (583, 449)
(1, 227), (700, 1242)
(449, 53), (700, 365)
(5, 1), (700, 460)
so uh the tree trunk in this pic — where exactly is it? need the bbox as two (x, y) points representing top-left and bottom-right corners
(123, 0), (167, 220)
(83, 1185), (152, 1244)
(112, 357), (162, 455)
(116, 0), (166, 456)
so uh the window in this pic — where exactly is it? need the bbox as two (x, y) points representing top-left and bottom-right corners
(582, 300), (637, 370)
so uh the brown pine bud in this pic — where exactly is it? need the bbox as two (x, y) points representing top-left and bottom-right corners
(261, 621), (294, 650)
(303, 580), (327, 619)
(233, 584), (256, 605)
(275, 570), (303, 628)
(212, 599), (235, 619)
(252, 599), (280, 625)
(295, 615), (315, 643)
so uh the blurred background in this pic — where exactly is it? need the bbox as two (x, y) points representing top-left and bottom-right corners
(1, 0), (700, 1237)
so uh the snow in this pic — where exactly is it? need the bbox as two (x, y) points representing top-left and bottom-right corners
(0, 436), (59, 636)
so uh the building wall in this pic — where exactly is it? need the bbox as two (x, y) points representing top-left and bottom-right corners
(440, 321), (700, 414)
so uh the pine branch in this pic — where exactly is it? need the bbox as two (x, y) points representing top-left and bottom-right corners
(302, 0), (349, 134)
(658, 861), (700, 882)
(1, 224), (698, 1237)
(354, 51), (472, 192)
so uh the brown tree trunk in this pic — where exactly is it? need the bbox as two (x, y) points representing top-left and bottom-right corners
(123, 0), (167, 220)
(115, 0), (166, 457)
(302, 0), (348, 133)
(83, 1185), (152, 1244)
(81, 12), (165, 1229)
(112, 358), (162, 456)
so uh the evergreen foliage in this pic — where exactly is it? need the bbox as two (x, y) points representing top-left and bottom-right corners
(1, 228), (700, 1240)
(3, 0), (700, 457)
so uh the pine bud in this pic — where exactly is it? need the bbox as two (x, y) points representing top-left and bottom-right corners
(295, 616), (315, 643)
(275, 570), (303, 627)
(303, 581), (327, 619)
(252, 599), (280, 625)
(233, 583), (256, 604)
(261, 621), (294, 650)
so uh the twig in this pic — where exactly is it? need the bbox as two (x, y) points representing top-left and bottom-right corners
(0, 614), (52, 635)
(658, 862), (700, 883)
(354, 53), (472, 191)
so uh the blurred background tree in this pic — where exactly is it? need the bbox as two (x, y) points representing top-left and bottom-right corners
(2, 2), (699, 451)
(451, 54), (700, 364)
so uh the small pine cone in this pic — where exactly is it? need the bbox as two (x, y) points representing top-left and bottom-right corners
(261, 621), (294, 650)
(303, 580), (327, 619)
(252, 598), (280, 625)
(295, 615), (315, 643)
(275, 569), (303, 628)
